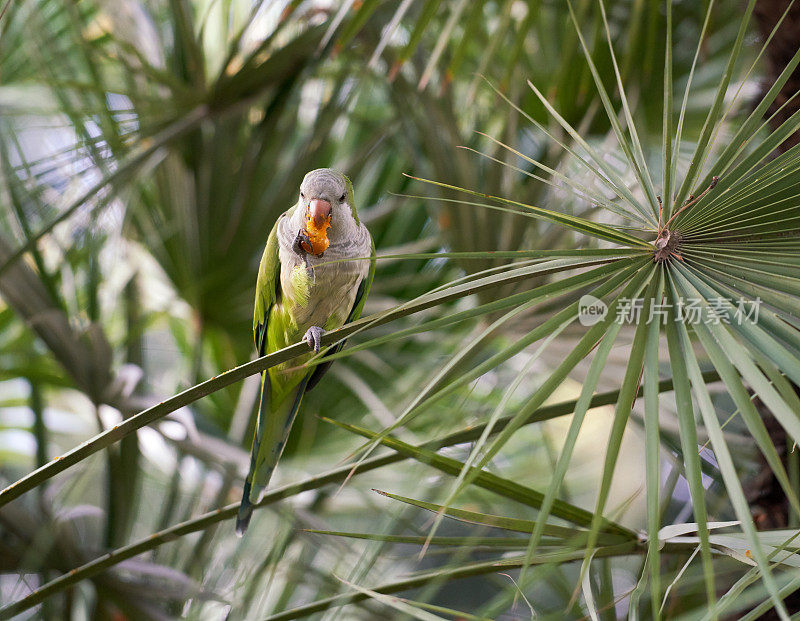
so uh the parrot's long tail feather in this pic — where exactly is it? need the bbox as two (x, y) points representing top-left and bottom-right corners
(235, 480), (254, 537)
(235, 373), (309, 536)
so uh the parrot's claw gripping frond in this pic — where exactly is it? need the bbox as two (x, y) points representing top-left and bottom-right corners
(303, 326), (326, 353)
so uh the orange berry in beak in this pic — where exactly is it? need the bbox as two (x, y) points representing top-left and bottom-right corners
(303, 199), (332, 256)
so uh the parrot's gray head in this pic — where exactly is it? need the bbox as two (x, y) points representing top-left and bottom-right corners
(297, 168), (359, 244)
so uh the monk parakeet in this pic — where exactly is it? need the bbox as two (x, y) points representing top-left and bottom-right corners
(236, 168), (375, 536)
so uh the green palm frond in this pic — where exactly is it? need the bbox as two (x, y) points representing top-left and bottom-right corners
(1, 1), (800, 619)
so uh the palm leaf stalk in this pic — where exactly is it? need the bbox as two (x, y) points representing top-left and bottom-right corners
(0, 370), (715, 619)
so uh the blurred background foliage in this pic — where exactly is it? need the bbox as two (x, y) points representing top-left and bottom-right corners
(0, 0), (799, 619)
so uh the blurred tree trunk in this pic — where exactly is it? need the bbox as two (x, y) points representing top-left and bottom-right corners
(744, 6), (800, 620)
(754, 0), (800, 152)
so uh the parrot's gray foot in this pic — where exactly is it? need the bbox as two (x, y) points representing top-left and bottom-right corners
(293, 230), (314, 276)
(292, 229), (311, 256)
(303, 326), (326, 353)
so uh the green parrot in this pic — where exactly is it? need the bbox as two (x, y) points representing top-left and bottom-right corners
(236, 168), (375, 536)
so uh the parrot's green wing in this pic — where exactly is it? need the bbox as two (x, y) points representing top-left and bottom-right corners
(306, 236), (376, 391)
(253, 217), (282, 355)
(237, 216), (283, 536)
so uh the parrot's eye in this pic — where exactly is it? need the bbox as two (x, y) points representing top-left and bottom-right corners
(300, 192), (305, 200)
(339, 193), (346, 202)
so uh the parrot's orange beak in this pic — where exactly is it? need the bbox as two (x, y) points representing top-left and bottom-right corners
(309, 199), (332, 229)
(301, 198), (332, 256)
